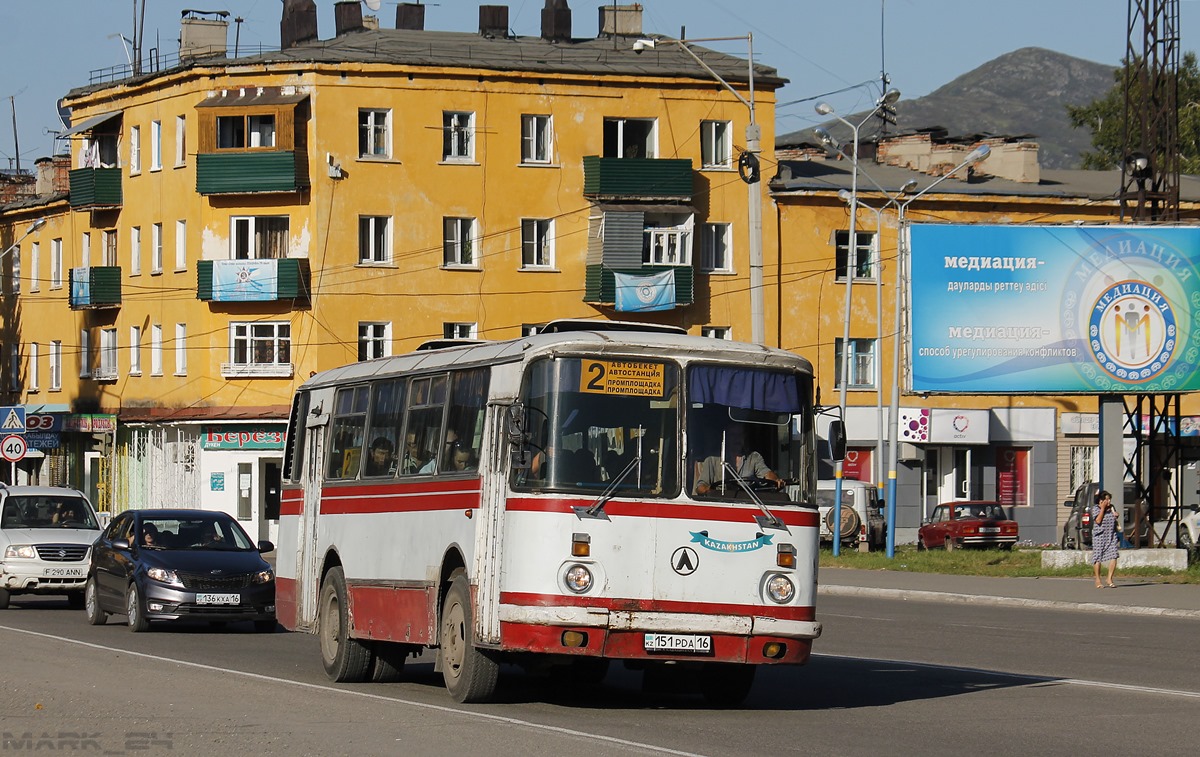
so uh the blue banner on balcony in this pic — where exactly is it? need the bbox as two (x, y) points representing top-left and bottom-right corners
(70, 268), (90, 306)
(212, 259), (279, 301)
(613, 269), (676, 312)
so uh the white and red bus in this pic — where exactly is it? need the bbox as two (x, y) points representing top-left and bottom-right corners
(277, 321), (837, 704)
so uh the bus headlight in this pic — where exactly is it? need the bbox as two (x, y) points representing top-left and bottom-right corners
(765, 574), (795, 604)
(563, 564), (593, 594)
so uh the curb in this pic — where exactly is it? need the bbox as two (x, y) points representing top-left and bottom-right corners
(819, 584), (1200, 620)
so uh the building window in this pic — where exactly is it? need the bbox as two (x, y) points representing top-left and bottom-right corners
(175, 324), (187, 376)
(835, 230), (875, 280)
(521, 323), (544, 336)
(151, 325), (163, 376)
(520, 219), (553, 268)
(226, 322), (292, 377)
(700, 222), (732, 272)
(358, 322), (390, 361)
(130, 125), (140, 173)
(130, 226), (141, 276)
(521, 114), (552, 164)
(151, 223), (163, 273)
(700, 120), (732, 169)
(834, 338), (876, 389)
(175, 219), (187, 270)
(129, 326), (142, 376)
(603, 117), (656, 158)
(8, 245), (18, 296)
(102, 229), (117, 266)
(702, 326), (732, 340)
(442, 111), (474, 160)
(359, 109), (390, 158)
(175, 115), (187, 167)
(51, 238), (62, 289)
(98, 328), (118, 381)
(231, 216), (289, 259)
(996, 446), (1030, 507)
(28, 343), (38, 391)
(28, 242), (38, 293)
(444, 322), (477, 339)
(150, 120), (162, 171)
(9, 345), (19, 391)
(216, 114), (275, 149)
(81, 232), (91, 268)
(79, 329), (90, 378)
(442, 217), (477, 266)
(1070, 445), (1098, 493)
(358, 216), (391, 264)
(643, 213), (693, 265)
(49, 341), (61, 391)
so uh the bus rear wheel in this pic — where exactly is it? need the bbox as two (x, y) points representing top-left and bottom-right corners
(319, 566), (372, 682)
(440, 570), (499, 703)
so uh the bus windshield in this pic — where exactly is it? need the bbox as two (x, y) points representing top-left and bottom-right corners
(513, 356), (680, 496)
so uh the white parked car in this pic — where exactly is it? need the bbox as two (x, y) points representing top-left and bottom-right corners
(0, 486), (102, 609)
(1179, 505), (1199, 558)
(815, 479), (886, 551)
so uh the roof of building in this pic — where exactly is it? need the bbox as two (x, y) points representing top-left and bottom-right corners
(68, 29), (784, 99)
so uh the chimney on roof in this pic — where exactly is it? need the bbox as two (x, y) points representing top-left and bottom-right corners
(180, 10), (229, 62)
(598, 3), (643, 37)
(396, 3), (426, 30)
(541, 0), (571, 42)
(35, 154), (71, 196)
(479, 5), (509, 38)
(281, 0), (318, 49)
(334, 0), (365, 35)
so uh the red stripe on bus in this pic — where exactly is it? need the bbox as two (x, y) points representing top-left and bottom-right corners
(499, 591), (815, 621)
(505, 496), (819, 527)
(346, 583), (437, 644)
(276, 576), (298, 631)
(499, 622), (812, 664)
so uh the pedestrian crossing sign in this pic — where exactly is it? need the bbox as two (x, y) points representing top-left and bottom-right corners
(0, 406), (26, 434)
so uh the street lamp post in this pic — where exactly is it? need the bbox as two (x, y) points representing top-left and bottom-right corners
(635, 35), (764, 345)
(813, 89), (898, 556)
(884, 144), (990, 557)
(1, 217), (46, 266)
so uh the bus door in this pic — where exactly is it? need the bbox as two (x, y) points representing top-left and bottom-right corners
(472, 401), (511, 645)
(296, 409), (329, 631)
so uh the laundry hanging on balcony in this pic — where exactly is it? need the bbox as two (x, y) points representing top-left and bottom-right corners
(613, 269), (676, 312)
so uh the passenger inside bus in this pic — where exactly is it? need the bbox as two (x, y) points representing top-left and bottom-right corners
(401, 432), (431, 474)
(450, 444), (477, 472)
(364, 436), (396, 477)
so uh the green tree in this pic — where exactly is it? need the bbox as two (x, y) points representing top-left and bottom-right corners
(1068, 51), (1200, 174)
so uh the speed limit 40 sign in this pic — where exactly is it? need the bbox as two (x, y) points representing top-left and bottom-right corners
(1, 434), (27, 462)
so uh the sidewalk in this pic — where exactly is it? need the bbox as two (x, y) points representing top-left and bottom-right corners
(819, 567), (1200, 619)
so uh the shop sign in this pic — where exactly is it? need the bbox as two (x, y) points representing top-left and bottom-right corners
(201, 424), (286, 450)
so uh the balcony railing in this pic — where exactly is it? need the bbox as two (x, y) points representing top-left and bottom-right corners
(197, 258), (310, 302)
(69, 167), (122, 209)
(582, 156), (693, 199)
(221, 362), (295, 379)
(196, 151), (308, 195)
(69, 266), (122, 309)
(584, 264), (694, 307)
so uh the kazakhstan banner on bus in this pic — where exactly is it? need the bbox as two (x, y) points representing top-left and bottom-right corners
(909, 224), (1200, 394)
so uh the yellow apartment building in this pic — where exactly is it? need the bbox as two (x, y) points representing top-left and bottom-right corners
(0, 3), (780, 540)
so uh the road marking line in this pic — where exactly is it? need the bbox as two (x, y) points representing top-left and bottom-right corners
(815, 653), (1200, 699)
(0, 624), (706, 757)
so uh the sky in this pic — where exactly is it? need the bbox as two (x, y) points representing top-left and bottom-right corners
(3, 0), (1200, 170)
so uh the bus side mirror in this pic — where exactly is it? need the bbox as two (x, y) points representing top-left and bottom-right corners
(507, 403), (532, 469)
(827, 420), (847, 462)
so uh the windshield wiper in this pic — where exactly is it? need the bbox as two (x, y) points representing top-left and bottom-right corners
(722, 462), (790, 533)
(574, 454), (642, 521)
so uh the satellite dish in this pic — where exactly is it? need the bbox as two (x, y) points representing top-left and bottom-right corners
(57, 98), (71, 130)
(364, 0), (381, 10)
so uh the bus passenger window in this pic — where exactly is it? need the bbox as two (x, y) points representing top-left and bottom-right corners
(326, 385), (370, 479)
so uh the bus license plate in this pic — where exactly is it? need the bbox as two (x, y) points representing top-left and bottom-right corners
(43, 567), (85, 578)
(196, 593), (240, 605)
(644, 633), (712, 653)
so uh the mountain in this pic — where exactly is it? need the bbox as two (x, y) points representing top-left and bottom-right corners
(787, 47), (1119, 170)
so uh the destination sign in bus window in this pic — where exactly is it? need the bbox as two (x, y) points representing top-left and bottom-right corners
(579, 360), (665, 397)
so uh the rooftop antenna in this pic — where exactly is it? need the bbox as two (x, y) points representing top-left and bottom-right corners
(878, 0), (896, 133)
(8, 96), (19, 174)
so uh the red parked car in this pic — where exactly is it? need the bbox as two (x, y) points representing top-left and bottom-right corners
(918, 501), (1018, 550)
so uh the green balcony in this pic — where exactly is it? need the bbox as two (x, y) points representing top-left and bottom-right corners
(196, 151), (308, 195)
(69, 167), (122, 209)
(197, 258), (311, 302)
(583, 156), (693, 199)
(69, 266), (122, 310)
(584, 264), (694, 308)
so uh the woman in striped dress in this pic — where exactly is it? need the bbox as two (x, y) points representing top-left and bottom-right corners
(1091, 490), (1119, 588)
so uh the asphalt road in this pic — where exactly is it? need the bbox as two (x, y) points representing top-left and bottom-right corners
(1, 593), (1196, 756)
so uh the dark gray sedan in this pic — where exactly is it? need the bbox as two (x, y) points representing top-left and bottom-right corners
(85, 508), (275, 632)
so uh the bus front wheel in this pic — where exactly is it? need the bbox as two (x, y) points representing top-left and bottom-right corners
(440, 570), (499, 703)
(699, 663), (756, 706)
(319, 566), (372, 682)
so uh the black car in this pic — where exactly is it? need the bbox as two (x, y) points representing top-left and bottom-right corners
(85, 508), (276, 632)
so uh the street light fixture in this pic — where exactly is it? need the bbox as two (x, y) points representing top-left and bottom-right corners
(1, 218), (46, 264)
(634, 34), (765, 345)
(884, 144), (990, 558)
(814, 89), (899, 556)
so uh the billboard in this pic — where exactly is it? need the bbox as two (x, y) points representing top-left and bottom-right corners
(909, 224), (1200, 393)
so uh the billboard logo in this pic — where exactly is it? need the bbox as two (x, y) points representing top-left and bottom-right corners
(1088, 280), (1176, 383)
